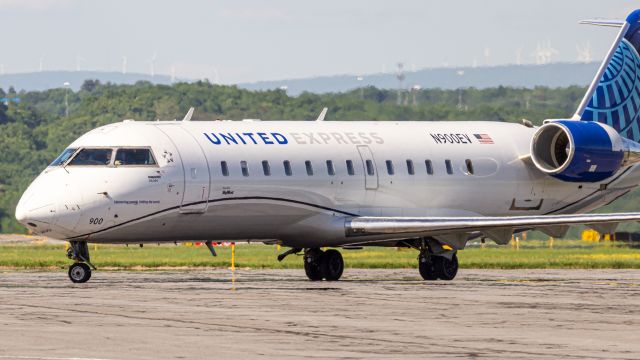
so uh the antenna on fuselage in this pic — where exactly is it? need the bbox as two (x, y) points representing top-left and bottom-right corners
(316, 107), (328, 121)
(182, 107), (195, 121)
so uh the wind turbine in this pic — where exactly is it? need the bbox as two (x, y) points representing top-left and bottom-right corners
(148, 52), (157, 77)
(121, 56), (127, 74)
(515, 47), (524, 65)
(75, 55), (85, 72)
(483, 46), (491, 66)
(543, 41), (559, 64)
(396, 63), (406, 106)
(170, 65), (176, 83)
(533, 41), (558, 65)
(576, 42), (593, 63)
(0, 64), (4, 75)
(39, 57), (44, 72)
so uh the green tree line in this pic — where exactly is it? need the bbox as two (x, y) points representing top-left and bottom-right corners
(0, 80), (633, 233)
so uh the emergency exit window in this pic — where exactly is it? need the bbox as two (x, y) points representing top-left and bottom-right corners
(365, 160), (375, 176)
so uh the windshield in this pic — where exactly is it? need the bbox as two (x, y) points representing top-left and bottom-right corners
(67, 148), (113, 166)
(114, 148), (156, 166)
(49, 148), (78, 166)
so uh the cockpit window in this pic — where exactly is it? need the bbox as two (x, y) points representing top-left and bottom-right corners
(114, 148), (156, 166)
(67, 148), (114, 166)
(49, 148), (78, 166)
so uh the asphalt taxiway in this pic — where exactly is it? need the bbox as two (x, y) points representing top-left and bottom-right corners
(0, 269), (639, 359)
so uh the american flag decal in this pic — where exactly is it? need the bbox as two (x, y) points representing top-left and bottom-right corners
(474, 134), (494, 144)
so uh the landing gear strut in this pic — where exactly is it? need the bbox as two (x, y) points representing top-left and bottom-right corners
(66, 241), (96, 283)
(304, 248), (344, 281)
(417, 240), (458, 281)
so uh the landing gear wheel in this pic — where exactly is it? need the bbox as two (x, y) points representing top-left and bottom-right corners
(68, 263), (92, 283)
(320, 249), (344, 281)
(418, 254), (438, 280)
(304, 249), (324, 281)
(433, 253), (458, 281)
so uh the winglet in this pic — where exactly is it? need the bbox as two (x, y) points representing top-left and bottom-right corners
(182, 107), (195, 121)
(316, 107), (328, 121)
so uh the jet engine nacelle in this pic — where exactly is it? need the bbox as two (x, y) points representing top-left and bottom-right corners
(530, 120), (632, 182)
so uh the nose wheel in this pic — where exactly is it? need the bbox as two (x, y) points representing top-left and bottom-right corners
(66, 241), (96, 283)
(68, 263), (92, 283)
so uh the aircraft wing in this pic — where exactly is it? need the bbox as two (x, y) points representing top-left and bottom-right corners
(345, 212), (640, 247)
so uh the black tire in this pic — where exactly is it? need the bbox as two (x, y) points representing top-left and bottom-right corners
(304, 249), (324, 281)
(418, 255), (438, 280)
(320, 249), (344, 281)
(68, 263), (92, 283)
(434, 253), (459, 281)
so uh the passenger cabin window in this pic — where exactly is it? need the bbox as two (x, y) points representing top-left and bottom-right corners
(365, 160), (375, 176)
(262, 160), (271, 176)
(425, 160), (433, 175)
(326, 160), (335, 176)
(386, 160), (394, 175)
(221, 161), (229, 176)
(50, 148), (77, 166)
(114, 148), (156, 166)
(241, 161), (249, 177)
(465, 159), (474, 175)
(445, 159), (453, 175)
(283, 160), (292, 176)
(406, 160), (415, 175)
(67, 148), (113, 166)
(305, 160), (314, 176)
(346, 160), (355, 176)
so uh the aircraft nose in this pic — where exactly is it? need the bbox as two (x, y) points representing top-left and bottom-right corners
(16, 194), (55, 231)
(15, 185), (57, 231)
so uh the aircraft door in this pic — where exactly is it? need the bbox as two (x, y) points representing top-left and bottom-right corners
(356, 145), (378, 190)
(157, 125), (211, 213)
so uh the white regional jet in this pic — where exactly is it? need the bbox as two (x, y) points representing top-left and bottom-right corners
(15, 10), (640, 283)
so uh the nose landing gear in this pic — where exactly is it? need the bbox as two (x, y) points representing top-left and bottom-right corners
(68, 262), (92, 283)
(66, 241), (96, 283)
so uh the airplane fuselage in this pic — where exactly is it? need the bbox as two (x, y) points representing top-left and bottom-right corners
(16, 120), (640, 248)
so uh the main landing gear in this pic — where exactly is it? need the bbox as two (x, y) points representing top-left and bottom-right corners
(66, 241), (96, 283)
(304, 248), (344, 281)
(277, 247), (345, 281)
(417, 241), (459, 281)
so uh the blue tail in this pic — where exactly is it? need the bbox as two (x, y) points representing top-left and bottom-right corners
(577, 10), (640, 142)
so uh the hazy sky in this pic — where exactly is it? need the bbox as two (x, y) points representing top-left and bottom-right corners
(0, 0), (635, 83)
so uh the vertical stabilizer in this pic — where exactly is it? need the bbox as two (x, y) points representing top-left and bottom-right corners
(576, 10), (640, 142)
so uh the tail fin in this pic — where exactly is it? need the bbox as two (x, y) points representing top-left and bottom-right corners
(576, 10), (640, 142)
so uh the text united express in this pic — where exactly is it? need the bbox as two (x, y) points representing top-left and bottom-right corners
(203, 132), (385, 145)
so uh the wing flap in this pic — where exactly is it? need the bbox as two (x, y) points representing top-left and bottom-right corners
(345, 213), (640, 237)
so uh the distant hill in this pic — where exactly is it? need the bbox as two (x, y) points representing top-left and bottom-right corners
(0, 63), (601, 95)
(0, 71), (173, 92)
(240, 62), (601, 96)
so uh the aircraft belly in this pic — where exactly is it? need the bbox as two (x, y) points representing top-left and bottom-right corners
(89, 199), (346, 245)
